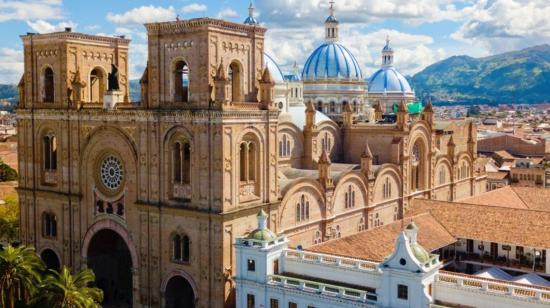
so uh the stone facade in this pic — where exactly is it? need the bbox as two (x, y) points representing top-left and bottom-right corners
(17, 18), (486, 308)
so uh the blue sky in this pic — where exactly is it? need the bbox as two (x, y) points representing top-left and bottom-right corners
(0, 0), (548, 83)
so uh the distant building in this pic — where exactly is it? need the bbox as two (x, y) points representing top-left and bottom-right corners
(478, 134), (550, 158)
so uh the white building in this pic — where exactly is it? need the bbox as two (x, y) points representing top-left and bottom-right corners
(235, 204), (550, 308)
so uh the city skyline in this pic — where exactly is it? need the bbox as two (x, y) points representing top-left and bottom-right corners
(0, 0), (549, 84)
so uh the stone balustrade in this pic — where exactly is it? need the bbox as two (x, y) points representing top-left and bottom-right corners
(283, 249), (379, 272)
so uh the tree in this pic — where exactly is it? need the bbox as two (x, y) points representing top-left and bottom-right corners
(34, 266), (103, 308)
(0, 159), (17, 182)
(0, 245), (44, 308)
(0, 195), (19, 243)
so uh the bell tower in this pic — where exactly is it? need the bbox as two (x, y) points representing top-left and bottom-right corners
(325, 1), (339, 42)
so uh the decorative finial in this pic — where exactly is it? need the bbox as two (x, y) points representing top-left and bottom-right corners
(386, 34), (390, 45)
(176, 14), (180, 21)
(248, 1), (254, 17)
(329, 0), (335, 16)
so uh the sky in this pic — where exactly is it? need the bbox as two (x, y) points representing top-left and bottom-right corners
(0, 0), (549, 84)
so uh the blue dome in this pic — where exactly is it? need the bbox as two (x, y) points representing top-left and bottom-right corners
(264, 53), (285, 84)
(302, 42), (362, 81)
(368, 67), (413, 93)
(244, 16), (258, 25)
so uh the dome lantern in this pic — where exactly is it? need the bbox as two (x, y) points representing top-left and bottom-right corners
(244, 1), (259, 25)
(382, 35), (394, 67)
(325, 1), (339, 42)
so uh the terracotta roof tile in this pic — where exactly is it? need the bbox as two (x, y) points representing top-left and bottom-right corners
(461, 186), (528, 209)
(408, 199), (550, 249)
(307, 213), (456, 262)
(486, 171), (509, 180)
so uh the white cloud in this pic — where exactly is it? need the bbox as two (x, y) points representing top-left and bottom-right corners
(451, 0), (550, 53)
(0, 48), (23, 84)
(107, 6), (176, 25)
(217, 8), (238, 19)
(256, 0), (466, 27)
(181, 3), (207, 14)
(0, 0), (63, 23)
(128, 43), (148, 80)
(26, 19), (76, 33)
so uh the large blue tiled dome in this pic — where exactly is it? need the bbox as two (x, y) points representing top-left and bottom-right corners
(264, 53), (285, 84)
(368, 67), (413, 93)
(302, 42), (362, 81)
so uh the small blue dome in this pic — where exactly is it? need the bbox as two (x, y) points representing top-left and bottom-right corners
(244, 16), (258, 25)
(325, 15), (337, 23)
(302, 42), (362, 81)
(368, 67), (413, 93)
(264, 53), (285, 84)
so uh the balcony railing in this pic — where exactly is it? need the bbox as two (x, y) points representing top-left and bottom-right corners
(436, 271), (550, 303)
(268, 274), (378, 305)
(283, 249), (380, 272)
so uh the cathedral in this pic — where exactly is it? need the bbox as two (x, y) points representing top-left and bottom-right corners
(16, 2), (486, 308)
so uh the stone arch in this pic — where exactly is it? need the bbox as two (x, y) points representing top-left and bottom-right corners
(41, 64), (55, 103)
(88, 65), (107, 103)
(408, 131), (430, 192)
(40, 247), (61, 270)
(170, 57), (191, 102)
(228, 59), (244, 102)
(435, 157), (452, 185)
(331, 172), (368, 213)
(317, 122), (341, 161)
(161, 269), (199, 301)
(457, 153), (473, 179)
(81, 219), (138, 267)
(163, 126), (195, 201)
(373, 165), (403, 203)
(279, 181), (325, 230)
(278, 123), (303, 167)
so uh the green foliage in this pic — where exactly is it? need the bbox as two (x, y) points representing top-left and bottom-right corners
(0, 194), (19, 243)
(411, 45), (550, 104)
(33, 267), (103, 308)
(0, 245), (44, 308)
(0, 159), (17, 182)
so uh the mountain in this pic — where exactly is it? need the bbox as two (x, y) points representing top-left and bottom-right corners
(410, 45), (550, 104)
(0, 84), (18, 112)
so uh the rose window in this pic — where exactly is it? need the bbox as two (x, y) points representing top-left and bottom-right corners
(100, 156), (124, 190)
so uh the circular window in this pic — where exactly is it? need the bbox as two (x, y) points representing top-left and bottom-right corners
(100, 156), (124, 190)
(400, 258), (407, 266)
(278, 102), (283, 110)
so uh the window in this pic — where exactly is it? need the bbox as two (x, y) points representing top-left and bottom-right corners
(383, 177), (392, 199)
(516, 246), (524, 259)
(270, 299), (279, 308)
(240, 138), (258, 183)
(273, 259), (279, 274)
(279, 134), (291, 158)
(411, 142), (424, 191)
(329, 101), (335, 113)
(229, 61), (243, 102)
(89, 68), (105, 103)
(247, 294), (255, 308)
(439, 167), (446, 185)
(43, 67), (54, 103)
(172, 234), (190, 263)
(397, 284), (408, 300)
(174, 61), (189, 102)
(288, 302), (297, 308)
(296, 194), (310, 222)
(43, 134), (57, 171)
(247, 259), (255, 272)
(173, 141), (191, 185)
(321, 132), (332, 152)
(466, 239), (474, 253)
(358, 218), (366, 232)
(345, 185), (356, 208)
(317, 101), (323, 112)
(352, 101), (358, 113)
(42, 212), (57, 238)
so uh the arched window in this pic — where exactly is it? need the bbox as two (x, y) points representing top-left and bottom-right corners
(321, 132), (331, 152)
(410, 142), (424, 191)
(173, 141), (191, 185)
(279, 134), (292, 158)
(43, 134), (57, 171)
(358, 217), (366, 232)
(439, 167), (446, 184)
(296, 194), (310, 222)
(353, 101), (358, 113)
(383, 177), (392, 199)
(317, 101), (323, 112)
(42, 212), (57, 238)
(229, 61), (243, 102)
(174, 61), (189, 102)
(172, 234), (190, 263)
(239, 136), (258, 183)
(330, 101), (335, 113)
(345, 185), (355, 208)
(43, 67), (54, 103)
(89, 68), (105, 103)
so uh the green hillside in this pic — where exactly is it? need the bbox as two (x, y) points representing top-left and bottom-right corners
(411, 45), (550, 104)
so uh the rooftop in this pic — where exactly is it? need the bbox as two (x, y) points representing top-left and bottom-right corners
(462, 186), (550, 211)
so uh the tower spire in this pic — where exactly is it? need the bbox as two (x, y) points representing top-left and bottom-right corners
(244, 1), (259, 25)
(325, 1), (339, 42)
(382, 35), (394, 67)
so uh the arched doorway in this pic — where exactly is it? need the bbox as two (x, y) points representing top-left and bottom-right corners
(165, 276), (195, 308)
(87, 229), (132, 307)
(40, 249), (60, 270)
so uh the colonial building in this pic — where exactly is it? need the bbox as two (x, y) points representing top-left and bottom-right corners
(16, 5), (485, 308)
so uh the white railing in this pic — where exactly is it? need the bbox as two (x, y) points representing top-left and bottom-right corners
(268, 274), (377, 305)
(283, 249), (380, 272)
(436, 271), (550, 302)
